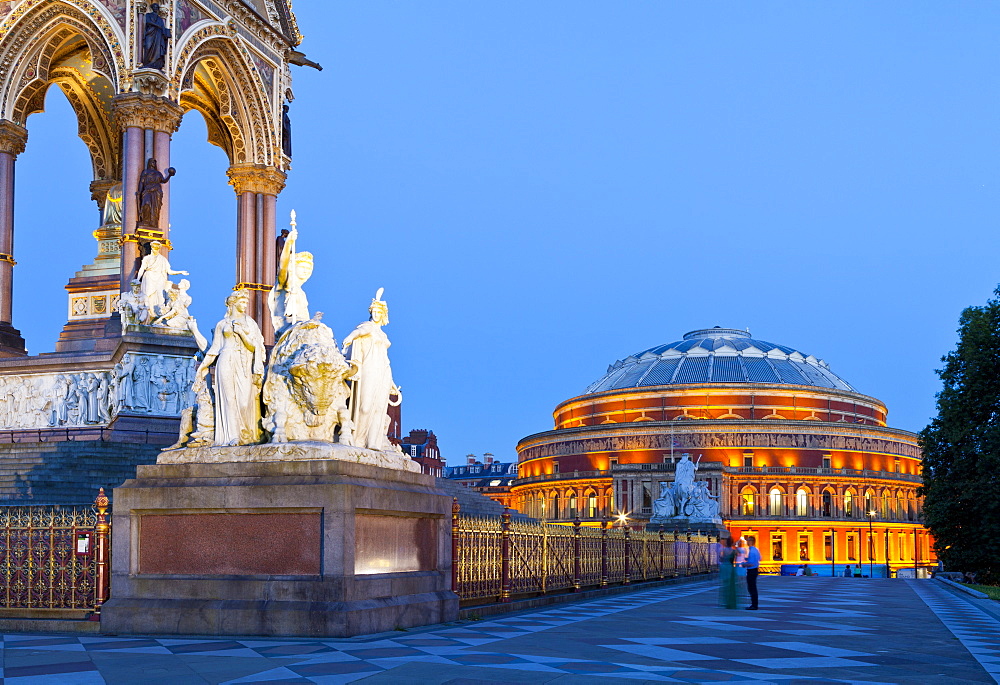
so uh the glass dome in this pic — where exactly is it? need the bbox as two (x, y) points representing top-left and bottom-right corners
(585, 327), (854, 394)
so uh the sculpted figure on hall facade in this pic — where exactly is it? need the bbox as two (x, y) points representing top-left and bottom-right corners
(650, 454), (722, 525)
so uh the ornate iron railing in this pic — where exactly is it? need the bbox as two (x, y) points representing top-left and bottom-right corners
(453, 502), (717, 605)
(0, 490), (110, 616)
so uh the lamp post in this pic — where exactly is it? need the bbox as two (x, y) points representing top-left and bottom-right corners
(867, 510), (876, 578)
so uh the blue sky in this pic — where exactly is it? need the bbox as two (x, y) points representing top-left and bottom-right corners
(12, 2), (1000, 462)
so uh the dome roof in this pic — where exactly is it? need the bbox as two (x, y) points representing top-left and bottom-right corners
(585, 327), (855, 394)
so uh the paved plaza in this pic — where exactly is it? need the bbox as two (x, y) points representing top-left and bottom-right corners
(0, 577), (996, 684)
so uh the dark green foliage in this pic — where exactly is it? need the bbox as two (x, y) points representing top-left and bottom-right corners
(920, 287), (1000, 582)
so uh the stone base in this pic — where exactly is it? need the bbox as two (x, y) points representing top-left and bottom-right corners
(646, 518), (728, 537)
(158, 441), (421, 473)
(0, 321), (25, 357)
(100, 458), (458, 637)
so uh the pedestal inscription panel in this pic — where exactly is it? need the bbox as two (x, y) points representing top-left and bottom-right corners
(138, 512), (322, 576)
(355, 514), (436, 575)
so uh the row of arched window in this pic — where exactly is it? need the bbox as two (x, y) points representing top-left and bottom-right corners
(519, 489), (613, 520)
(738, 486), (920, 521)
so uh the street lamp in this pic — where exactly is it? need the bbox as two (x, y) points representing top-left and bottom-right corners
(616, 512), (629, 527)
(867, 510), (876, 578)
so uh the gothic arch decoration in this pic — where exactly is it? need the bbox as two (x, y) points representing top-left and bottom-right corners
(176, 32), (278, 167)
(0, 0), (124, 119)
(0, 2), (123, 179)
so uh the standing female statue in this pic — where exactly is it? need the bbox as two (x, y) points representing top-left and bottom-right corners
(136, 159), (175, 227)
(342, 288), (402, 451)
(196, 290), (266, 446)
(136, 241), (187, 317)
(268, 212), (313, 337)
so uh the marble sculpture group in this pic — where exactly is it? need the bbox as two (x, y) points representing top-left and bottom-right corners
(159, 213), (402, 454)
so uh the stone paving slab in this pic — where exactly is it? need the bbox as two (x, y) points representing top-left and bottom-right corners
(0, 577), (993, 683)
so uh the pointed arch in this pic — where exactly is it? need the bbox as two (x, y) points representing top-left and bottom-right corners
(177, 34), (278, 167)
(0, 2), (123, 179)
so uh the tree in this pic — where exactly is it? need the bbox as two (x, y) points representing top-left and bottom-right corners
(920, 287), (1000, 582)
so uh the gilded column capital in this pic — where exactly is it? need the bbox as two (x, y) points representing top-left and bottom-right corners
(0, 121), (28, 157)
(111, 93), (184, 134)
(227, 164), (287, 196)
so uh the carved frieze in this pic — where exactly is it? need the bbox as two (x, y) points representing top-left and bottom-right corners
(0, 352), (196, 431)
(518, 429), (921, 462)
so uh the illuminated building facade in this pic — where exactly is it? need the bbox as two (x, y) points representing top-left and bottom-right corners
(445, 454), (518, 509)
(512, 327), (934, 575)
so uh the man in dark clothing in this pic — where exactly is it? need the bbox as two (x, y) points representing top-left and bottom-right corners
(742, 541), (761, 610)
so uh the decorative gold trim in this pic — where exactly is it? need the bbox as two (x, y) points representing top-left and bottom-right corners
(0, 121), (28, 157)
(118, 234), (172, 250)
(227, 163), (287, 195)
(111, 93), (184, 134)
(234, 282), (273, 292)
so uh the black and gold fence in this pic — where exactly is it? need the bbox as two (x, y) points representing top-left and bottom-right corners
(452, 503), (717, 605)
(0, 489), (110, 617)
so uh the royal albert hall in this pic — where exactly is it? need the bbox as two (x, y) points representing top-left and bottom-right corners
(512, 327), (935, 575)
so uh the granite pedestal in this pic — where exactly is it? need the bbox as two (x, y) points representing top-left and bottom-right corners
(100, 457), (458, 637)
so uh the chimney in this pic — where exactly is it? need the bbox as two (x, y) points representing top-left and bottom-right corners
(483, 453), (494, 465)
(467, 454), (477, 465)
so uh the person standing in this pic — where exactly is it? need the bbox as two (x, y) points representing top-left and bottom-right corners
(742, 538), (761, 610)
(718, 537), (738, 609)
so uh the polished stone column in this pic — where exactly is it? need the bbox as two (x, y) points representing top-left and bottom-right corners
(0, 120), (27, 356)
(112, 94), (183, 291)
(227, 164), (287, 345)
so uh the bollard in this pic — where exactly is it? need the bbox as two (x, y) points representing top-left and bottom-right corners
(93, 488), (110, 617)
(500, 507), (512, 603)
(572, 517), (582, 591)
(600, 517), (609, 587)
(451, 498), (460, 594)
(623, 525), (632, 585)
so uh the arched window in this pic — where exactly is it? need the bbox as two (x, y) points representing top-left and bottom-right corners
(569, 494), (578, 519)
(844, 491), (854, 518)
(587, 493), (597, 518)
(795, 489), (809, 517)
(865, 490), (874, 517)
(822, 491), (833, 517)
(741, 488), (756, 516)
(769, 488), (783, 517)
(549, 493), (558, 519)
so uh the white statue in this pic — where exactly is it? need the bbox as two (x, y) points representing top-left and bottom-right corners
(136, 240), (188, 318)
(196, 290), (266, 446)
(151, 280), (207, 350)
(263, 314), (357, 444)
(118, 280), (149, 326)
(652, 482), (676, 519)
(103, 182), (123, 226)
(342, 288), (402, 452)
(170, 364), (215, 450)
(690, 481), (722, 522)
(673, 453), (700, 510)
(267, 211), (313, 338)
